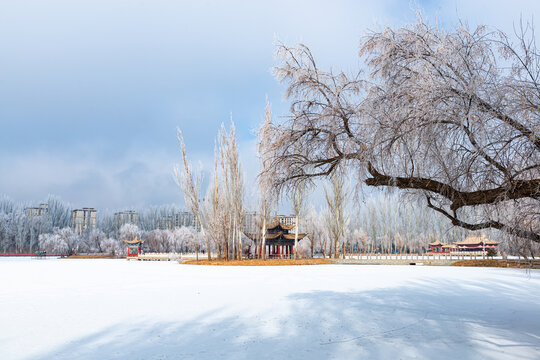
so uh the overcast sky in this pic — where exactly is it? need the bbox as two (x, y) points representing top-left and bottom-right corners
(1, 0), (539, 212)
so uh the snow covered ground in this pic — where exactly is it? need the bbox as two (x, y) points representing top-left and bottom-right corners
(0, 258), (539, 360)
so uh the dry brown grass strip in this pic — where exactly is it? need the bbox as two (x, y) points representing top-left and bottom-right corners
(451, 260), (538, 268)
(182, 258), (333, 266)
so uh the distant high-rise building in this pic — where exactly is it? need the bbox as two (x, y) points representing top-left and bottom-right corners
(159, 211), (200, 231)
(114, 210), (139, 230)
(243, 211), (259, 234)
(159, 215), (174, 231)
(25, 203), (49, 217)
(71, 208), (97, 234)
(277, 214), (296, 227)
(39, 203), (49, 215)
(25, 208), (40, 217)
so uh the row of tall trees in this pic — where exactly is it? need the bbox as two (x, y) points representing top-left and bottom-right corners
(37, 224), (203, 256)
(0, 196), (71, 253)
(176, 121), (246, 260)
(1, 191), (532, 257)
(301, 191), (476, 259)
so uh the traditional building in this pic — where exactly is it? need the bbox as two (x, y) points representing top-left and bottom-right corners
(442, 244), (456, 253)
(454, 236), (500, 253)
(123, 237), (145, 257)
(245, 219), (307, 258)
(428, 240), (447, 253)
(428, 236), (500, 254)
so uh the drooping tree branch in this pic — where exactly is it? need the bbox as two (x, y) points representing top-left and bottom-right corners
(426, 197), (540, 243)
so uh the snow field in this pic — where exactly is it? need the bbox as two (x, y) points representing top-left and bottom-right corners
(0, 258), (539, 359)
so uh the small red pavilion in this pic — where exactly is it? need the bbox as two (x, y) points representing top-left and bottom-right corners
(428, 240), (448, 253)
(123, 237), (144, 258)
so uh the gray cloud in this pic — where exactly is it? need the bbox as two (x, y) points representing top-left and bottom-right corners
(1, 0), (539, 211)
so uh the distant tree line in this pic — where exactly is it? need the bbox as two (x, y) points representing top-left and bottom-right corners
(0, 195), (204, 255)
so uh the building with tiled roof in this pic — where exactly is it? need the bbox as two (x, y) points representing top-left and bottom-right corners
(245, 219), (307, 258)
(428, 240), (447, 253)
(428, 235), (500, 254)
(454, 236), (500, 252)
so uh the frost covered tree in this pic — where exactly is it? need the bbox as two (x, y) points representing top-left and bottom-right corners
(100, 237), (120, 255)
(119, 223), (140, 242)
(39, 227), (79, 254)
(203, 152), (226, 259)
(218, 121), (245, 260)
(86, 229), (106, 253)
(171, 227), (190, 253)
(324, 166), (349, 258)
(257, 99), (276, 259)
(304, 206), (327, 258)
(261, 18), (540, 246)
(45, 196), (71, 229)
(195, 121), (246, 261)
(295, 238), (311, 258)
(177, 226), (203, 260)
(290, 168), (308, 259)
(39, 233), (67, 254)
(175, 130), (212, 261)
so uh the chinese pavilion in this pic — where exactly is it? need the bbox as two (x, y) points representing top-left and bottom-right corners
(245, 219), (307, 258)
(123, 237), (144, 258)
(428, 240), (447, 253)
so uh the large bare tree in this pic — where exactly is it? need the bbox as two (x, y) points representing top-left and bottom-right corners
(261, 18), (540, 244)
(323, 166), (349, 258)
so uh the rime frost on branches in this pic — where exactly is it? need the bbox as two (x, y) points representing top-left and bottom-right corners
(262, 18), (540, 244)
(176, 121), (245, 260)
(38, 227), (79, 254)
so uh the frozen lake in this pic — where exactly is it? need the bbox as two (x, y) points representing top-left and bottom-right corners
(0, 258), (539, 359)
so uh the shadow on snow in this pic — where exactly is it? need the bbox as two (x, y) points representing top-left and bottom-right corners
(32, 274), (540, 360)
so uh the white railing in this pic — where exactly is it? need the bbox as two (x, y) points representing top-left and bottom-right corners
(339, 253), (502, 261)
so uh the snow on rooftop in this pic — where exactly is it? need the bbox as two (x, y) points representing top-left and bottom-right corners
(0, 258), (539, 359)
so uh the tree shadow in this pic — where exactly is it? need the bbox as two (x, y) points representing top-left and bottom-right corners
(31, 275), (540, 360)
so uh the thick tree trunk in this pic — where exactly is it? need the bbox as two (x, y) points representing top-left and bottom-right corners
(261, 216), (267, 260)
(294, 215), (299, 259)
